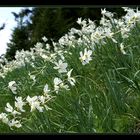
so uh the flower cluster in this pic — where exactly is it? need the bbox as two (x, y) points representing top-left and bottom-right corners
(0, 93), (53, 129)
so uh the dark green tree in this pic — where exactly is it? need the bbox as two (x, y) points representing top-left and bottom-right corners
(5, 8), (32, 61)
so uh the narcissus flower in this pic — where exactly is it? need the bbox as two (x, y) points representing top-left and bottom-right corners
(101, 8), (114, 18)
(5, 103), (21, 116)
(8, 119), (22, 128)
(8, 81), (17, 94)
(54, 77), (62, 93)
(54, 77), (69, 93)
(15, 97), (26, 112)
(79, 48), (92, 65)
(0, 113), (9, 124)
(67, 69), (76, 86)
(53, 60), (68, 73)
(28, 73), (36, 83)
(43, 84), (50, 95)
(42, 36), (48, 42)
(26, 96), (44, 112)
(120, 43), (126, 54)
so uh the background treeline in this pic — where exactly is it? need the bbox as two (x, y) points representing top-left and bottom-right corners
(4, 7), (126, 61)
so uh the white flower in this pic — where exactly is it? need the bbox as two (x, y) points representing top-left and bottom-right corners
(77, 38), (83, 45)
(26, 96), (43, 112)
(104, 27), (114, 38)
(54, 77), (62, 86)
(67, 69), (76, 86)
(46, 44), (51, 50)
(41, 54), (50, 60)
(123, 8), (140, 26)
(101, 8), (107, 15)
(31, 62), (35, 68)
(8, 119), (22, 128)
(34, 42), (43, 48)
(5, 103), (13, 113)
(43, 84), (50, 95)
(5, 103), (21, 116)
(120, 43), (126, 54)
(15, 97), (26, 112)
(121, 27), (130, 38)
(59, 83), (69, 91)
(28, 73), (36, 83)
(50, 53), (57, 60)
(38, 95), (46, 104)
(42, 36), (48, 42)
(54, 77), (62, 93)
(79, 48), (92, 65)
(0, 113), (9, 124)
(53, 60), (68, 73)
(101, 8), (114, 18)
(91, 31), (102, 41)
(8, 81), (17, 94)
(77, 18), (87, 27)
(59, 36), (66, 46)
(77, 18), (82, 25)
(54, 77), (69, 93)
